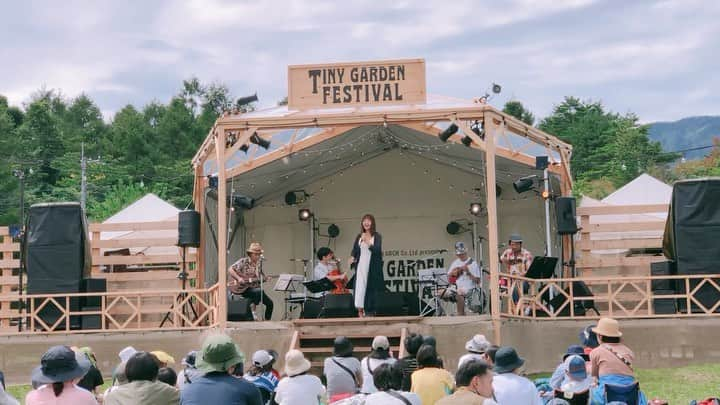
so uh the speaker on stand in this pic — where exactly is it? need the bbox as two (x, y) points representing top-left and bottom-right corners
(556, 197), (579, 278)
(160, 210), (201, 327)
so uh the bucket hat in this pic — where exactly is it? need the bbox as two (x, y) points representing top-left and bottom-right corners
(563, 344), (589, 361)
(31, 346), (91, 385)
(592, 317), (622, 337)
(284, 350), (311, 377)
(465, 334), (490, 354)
(196, 334), (245, 374)
(493, 347), (525, 374)
(579, 325), (599, 348)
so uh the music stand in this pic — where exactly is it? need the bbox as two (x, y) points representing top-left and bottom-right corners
(525, 256), (558, 279)
(275, 274), (305, 320)
(303, 278), (335, 295)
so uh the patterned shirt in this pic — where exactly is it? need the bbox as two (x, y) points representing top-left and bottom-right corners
(229, 257), (261, 282)
(500, 248), (533, 275)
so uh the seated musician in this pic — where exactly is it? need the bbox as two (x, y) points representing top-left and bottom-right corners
(313, 247), (349, 295)
(228, 242), (274, 320)
(446, 242), (482, 316)
(499, 234), (534, 313)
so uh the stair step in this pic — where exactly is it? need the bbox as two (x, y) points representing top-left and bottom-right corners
(299, 346), (401, 354)
(300, 333), (402, 339)
(292, 316), (419, 327)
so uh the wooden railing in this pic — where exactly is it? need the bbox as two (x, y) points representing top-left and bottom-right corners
(0, 226), (20, 332)
(499, 273), (720, 320)
(577, 204), (669, 277)
(0, 283), (220, 335)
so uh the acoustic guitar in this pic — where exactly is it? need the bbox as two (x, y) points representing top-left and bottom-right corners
(228, 275), (273, 294)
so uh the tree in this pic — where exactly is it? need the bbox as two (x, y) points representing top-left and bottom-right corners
(540, 97), (674, 196)
(503, 100), (535, 126)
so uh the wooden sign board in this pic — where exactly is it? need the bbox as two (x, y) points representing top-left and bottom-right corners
(288, 58), (426, 110)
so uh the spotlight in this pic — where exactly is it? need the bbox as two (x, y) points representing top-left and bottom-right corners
(513, 175), (537, 194)
(541, 190), (551, 200)
(438, 123), (459, 142)
(469, 202), (482, 216)
(285, 190), (309, 206)
(492, 83), (502, 94)
(461, 136), (473, 147)
(239, 144), (249, 153)
(231, 194), (255, 209)
(535, 156), (549, 170)
(446, 221), (462, 235)
(327, 224), (340, 238)
(250, 132), (271, 150)
(298, 208), (312, 221)
(236, 93), (259, 107)
(471, 120), (485, 140)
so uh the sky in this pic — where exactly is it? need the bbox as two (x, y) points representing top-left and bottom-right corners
(1, 0), (719, 123)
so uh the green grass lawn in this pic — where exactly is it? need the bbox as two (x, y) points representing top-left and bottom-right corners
(6, 364), (720, 403)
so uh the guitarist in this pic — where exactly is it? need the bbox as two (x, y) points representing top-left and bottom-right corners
(228, 242), (274, 320)
(447, 242), (482, 316)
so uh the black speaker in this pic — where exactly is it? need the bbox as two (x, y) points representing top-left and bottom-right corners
(32, 297), (81, 331)
(652, 290), (676, 314)
(375, 292), (408, 316)
(543, 281), (595, 316)
(555, 197), (578, 235)
(178, 210), (201, 248)
(321, 294), (356, 318)
(26, 203), (89, 294)
(81, 306), (102, 330)
(650, 261), (676, 291)
(228, 295), (253, 321)
(301, 298), (323, 319)
(82, 278), (107, 308)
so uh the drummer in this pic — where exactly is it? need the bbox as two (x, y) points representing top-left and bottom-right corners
(447, 242), (483, 316)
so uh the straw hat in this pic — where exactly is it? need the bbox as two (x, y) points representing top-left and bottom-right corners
(592, 317), (622, 337)
(151, 350), (176, 365)
(284, 349), (311, 377)
(246, 242), (264, 254)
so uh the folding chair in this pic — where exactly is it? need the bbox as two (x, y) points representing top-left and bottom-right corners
(605, 381), (640, 405)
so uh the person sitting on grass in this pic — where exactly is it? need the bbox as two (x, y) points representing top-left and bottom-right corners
(75, 347), (105, 397)
(360, 336), (396, 395)
(437, 359), (497, 405)
(485, 345), (500, 368)
(364, 363), (421, 405)
(491, 347), (541, 405)
(555, 355), (593, 405)
(275, 350), (326, 405)
(323, 336), (362, 403)
(158, 367), (178, 387)
(26, 346), (97, 405)
(588, 318), (647, 405)
(105, 351), (179, 405)
(458, 335), (491, 370)
(397, 333), (424, 391)
(550, 345), (589, 391)
(410, 345), (454, 405)
(244, 350), (279, 404)
(579, 325), (599, 356)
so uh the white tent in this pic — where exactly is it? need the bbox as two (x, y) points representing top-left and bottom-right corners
(101, 193), (180, 255)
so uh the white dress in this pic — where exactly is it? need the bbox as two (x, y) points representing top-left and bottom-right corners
(354, 236), (373, 308)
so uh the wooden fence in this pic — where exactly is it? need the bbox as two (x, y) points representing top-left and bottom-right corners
(577, 204), (669, 278)
(0, 227), (20, 332)
(500, 273), (720, 319)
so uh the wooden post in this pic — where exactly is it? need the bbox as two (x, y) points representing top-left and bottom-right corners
(216, 127), (228, 329)
(194, 164), (206, 288)
(484, 112), (502, 344)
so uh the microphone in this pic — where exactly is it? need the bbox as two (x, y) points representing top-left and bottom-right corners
(259, 255), (266, 262)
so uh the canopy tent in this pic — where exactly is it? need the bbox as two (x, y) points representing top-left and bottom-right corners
(101, 193), (180, 256)
(190, 59), (574, 327)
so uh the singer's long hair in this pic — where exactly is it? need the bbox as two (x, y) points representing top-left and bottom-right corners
(360, 214), (377, 235)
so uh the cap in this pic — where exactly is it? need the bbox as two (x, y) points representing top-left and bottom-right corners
(455, 241), (468, 255)
(372, 335), (390, 350)
(252, 350), (273, 367)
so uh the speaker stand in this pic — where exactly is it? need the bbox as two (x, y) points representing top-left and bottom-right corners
(159, 247), (199, 327)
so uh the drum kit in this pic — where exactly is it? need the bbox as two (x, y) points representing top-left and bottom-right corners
(418, 267), (488, 316)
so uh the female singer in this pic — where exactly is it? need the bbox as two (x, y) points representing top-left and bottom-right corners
(348, 214), (384, 317)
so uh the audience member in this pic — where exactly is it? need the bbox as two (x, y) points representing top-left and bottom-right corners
(75, 347), (104, 396)
(458, 335), (491, 370)
(555, 355), (592, 405)
(437, 359), (497, 405)
(25, 345), (97, 405)
(485, 345), (500, 368)
(265, 349), (281, 379)
(323, 336), (362, 402)
(158, 368), (178, 387)
(420, 335), (444, 368)
(177, 351), (201, 391)
(151, 351), (176, 368)
(397, 333), (424, 391)
(550, 345), (589, 390)
(410, 344), (454, 405)
(105, 351), (179, 405)
(491, 347), (541, 405)
(0, 382), (19, 405)
(579, 325), (599, 355)
(0, 369), (4, 390)
(180, 334), (261, 405)
(244, 350), (279, 403)
(275, 349), (326, 405)
(360, 335), (396, 394)
(364, 363), (421, 405)
(588, 318), (647, 405)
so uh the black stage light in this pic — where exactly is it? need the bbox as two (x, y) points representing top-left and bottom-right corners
(446, 221), (462, 235)
(492, 83), (502, 94)
(232, 194), (255, 209)
(236, 93), (259, 107)
(471, 120), (485, 140)
(461, 136), (473, 147)
(250, 132), (271, 150)
(285, 190), (308, 206)
(535, 156), (549, 170)
(298, 208), (312, 221)
(469, 202), (482, 216)
(207, 175), (218, 190)
(513, 175), (537, 194)
(239, 144), (249, 153)
(328, 224), (340, 238)
(438, 123), (459, 142)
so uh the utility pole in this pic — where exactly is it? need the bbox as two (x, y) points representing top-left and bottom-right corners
(81, 142), (87, 211)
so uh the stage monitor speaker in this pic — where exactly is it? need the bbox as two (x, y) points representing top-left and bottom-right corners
(321, 294), (356, 318)
(652, 290), (677, 315)
(26, 202), (90, 293)
(178, 210), (201, 248)
(81, 306), (101, 330)
(650, 261), (676, 291)
(228, 295), (253, 321)
(82, 278), (107, 308)
(301, 298), (322, 319)
(375, 292), (408, 316)
(33, 297), (81, 331)
(555, 197), (578, 235)
(544, 281), (596, 317)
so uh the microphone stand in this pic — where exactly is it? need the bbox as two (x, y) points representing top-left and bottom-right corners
(258, 257), (265, 321)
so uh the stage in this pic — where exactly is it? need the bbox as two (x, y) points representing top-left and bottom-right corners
(3, 315), (720, 385)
